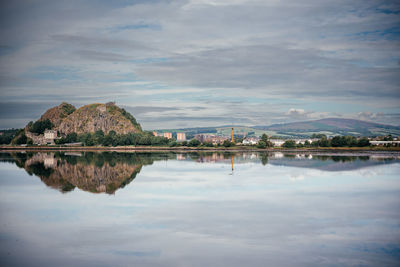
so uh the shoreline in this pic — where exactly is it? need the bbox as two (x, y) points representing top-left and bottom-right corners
(1, 145), (400, 154)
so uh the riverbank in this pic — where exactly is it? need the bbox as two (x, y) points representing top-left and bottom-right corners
(1, 145), (400, 154)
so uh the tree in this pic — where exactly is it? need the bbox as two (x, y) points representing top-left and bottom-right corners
(223, 140), (233, 147)
(102, 134), (113, 146)
(30, 119), (54, 134)
(12, 131), (27, 144)
(282, 140), (296, 148)
(257, 141), (267, 149)
(357, 137), (370, 147)
(261, 134), (268, 143)
(65, 132), (78, 143)
(188, 139), (201, 147)
(168, 141), (178, 147)
(95, 130), (104, 144)
(331, 136), (343, 147)
(203, 142), (214, 147)
(319, 137), (330, 147)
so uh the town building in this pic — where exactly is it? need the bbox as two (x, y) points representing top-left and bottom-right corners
(177, 132), (186, 141)
(370, 141), (400, 146)
(195, 134), (229, 145)
(163, 132), (172, 139)
(269, 139), (286, 147)
(242, 137), (260, 145)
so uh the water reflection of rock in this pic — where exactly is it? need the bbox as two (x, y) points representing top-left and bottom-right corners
(5, 152), (153, 194)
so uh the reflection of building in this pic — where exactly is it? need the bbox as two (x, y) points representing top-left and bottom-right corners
(44, 157), (56, 167)
(197, 153), (227, 163)
(163, 132), (172, 139)
(177, 154), (186, 160)
(177, 132), (186, 141)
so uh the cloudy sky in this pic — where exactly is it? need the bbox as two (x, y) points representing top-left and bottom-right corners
(0, 0), (399, 129)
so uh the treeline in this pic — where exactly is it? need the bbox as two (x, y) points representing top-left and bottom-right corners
(281, 136), (370, 148)
(55, 130), (232, 147)
(27, 119), (54, 134)
(0, 129), (21, 144)
(56, 130), (172, 146)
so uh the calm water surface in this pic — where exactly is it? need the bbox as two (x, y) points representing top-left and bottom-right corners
(0, 151), (399, 266)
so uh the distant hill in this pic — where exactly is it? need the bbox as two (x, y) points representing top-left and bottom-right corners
(155, 118), (400, 138)
(254, 118), (400, 137)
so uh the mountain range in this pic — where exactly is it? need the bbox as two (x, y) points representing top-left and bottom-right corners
(158, 118), (400, 138)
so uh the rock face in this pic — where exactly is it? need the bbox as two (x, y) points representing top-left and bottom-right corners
(39, 102), (76, 128)
(23, 102), (142, 140)
(58, 103), (141, 135)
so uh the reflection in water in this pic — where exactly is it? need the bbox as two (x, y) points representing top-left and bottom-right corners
(0, 151), (399, 194)
(0, 151), (400, 266)
(0, 152), (175, 194)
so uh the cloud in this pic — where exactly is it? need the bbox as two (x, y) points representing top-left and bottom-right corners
(0, 0), (399, 129)
(285, 108), (331, 121)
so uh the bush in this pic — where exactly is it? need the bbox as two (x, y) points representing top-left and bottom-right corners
(223, 140), (233, 147)
(30, 119), (53, 134)
(168, 141), (178, 147)
(282, 140), (296, 148)
(12, 131), (27, 144)
(358, 137), (370, 147)
(257, 141), (266, 149)
(188, 139), (201, 147)
(203, 142), (214, 147)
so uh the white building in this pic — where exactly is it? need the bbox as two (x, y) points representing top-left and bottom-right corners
(270, 139), (286, 146)
(242, 137), (259, 145)
(44, 130), (57, 140)
(370, 141), (400, 146)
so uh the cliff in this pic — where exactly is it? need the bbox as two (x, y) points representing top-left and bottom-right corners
(39, 102), (76, 128)
(58, 102), (142, 135)
(22, 102), (142, 140)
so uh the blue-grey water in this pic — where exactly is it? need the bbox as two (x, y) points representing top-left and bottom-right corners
(0, 151), (399, 266)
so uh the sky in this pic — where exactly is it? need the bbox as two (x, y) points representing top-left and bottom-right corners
(0, 0), (399, 129)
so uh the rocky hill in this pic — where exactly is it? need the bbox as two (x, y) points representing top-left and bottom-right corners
(39, 102), (76, 128)
(23, 102), (142, 140)
(58, 102), (142, 135)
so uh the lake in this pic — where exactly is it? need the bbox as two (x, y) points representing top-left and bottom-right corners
(0, 151), (399, 266)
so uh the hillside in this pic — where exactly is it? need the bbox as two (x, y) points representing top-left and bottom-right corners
(58, 103), (142, 135)
(155, 118), (400, 138)
(39, 102), (76, 128)
(254, 118), (400, 137)
(13, 102), (142, 144)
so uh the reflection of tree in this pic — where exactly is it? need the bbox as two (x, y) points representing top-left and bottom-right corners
(260, 153), (268, 166)
(1, 152), (398, 192)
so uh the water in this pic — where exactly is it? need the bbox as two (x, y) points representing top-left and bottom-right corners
(0, 151), (399, 266)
